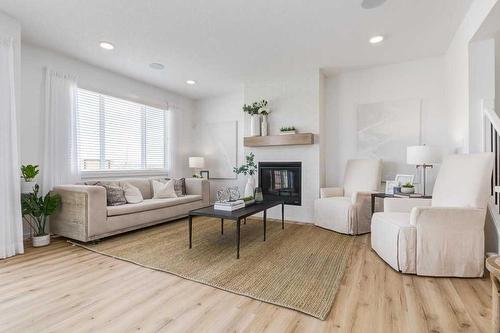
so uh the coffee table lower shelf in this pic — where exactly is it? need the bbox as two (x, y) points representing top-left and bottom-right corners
(188, 200), (285, 259)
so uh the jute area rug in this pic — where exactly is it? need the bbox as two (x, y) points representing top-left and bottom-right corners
(71, 217), (354, 320)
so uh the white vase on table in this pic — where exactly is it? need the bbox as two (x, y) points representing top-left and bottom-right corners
(244, 176), (255, 198)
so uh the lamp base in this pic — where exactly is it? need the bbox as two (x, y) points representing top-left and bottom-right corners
(417, 164), (433, 196)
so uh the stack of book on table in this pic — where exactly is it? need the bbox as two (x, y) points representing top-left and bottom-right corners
(214, 200), (245, 211)
(394, 192), (424, 198)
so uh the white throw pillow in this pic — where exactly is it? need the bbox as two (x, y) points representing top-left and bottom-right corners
(152, 179), (177, 199)
(122, 182), (143, 204)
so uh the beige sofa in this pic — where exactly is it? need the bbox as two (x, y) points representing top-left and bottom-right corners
(50, 177), (209, 242)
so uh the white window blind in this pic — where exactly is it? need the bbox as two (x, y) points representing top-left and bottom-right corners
(76, 88), (168, 172)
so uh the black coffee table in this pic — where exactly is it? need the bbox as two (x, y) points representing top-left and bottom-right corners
(188, 200), (285, 259)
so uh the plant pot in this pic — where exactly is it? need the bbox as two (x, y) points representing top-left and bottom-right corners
(261, 115), (269, 136)
(400, 187), (415, 194)
(244, 176), (255, 198)
(32, 234), (50, 247)
(21, 181), (36, 194)
(250, 115), (261, 137)
(280, 130), (296, 135)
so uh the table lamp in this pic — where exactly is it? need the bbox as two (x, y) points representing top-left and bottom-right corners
(406, 145), (441, 196)
(189, 157), (205, 177)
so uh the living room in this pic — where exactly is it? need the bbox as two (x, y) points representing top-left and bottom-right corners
(2, 0), (500, 332)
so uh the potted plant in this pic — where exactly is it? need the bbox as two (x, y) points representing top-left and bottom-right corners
(20, 164), (39, 193)
(280, 126), (296, 135)
(21, 184), (61, 247)
(233, 152), (258, 198)
(243, 100), (268, 137)
(400, 182), (415, 194)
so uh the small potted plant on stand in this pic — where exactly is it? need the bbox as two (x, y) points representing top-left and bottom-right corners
(280, 126), (296, 135)
(20, 164), (39, 194)
(21, 184), (61, 247)
(400, 182), (415, 194)
(233, 152), (258, 198)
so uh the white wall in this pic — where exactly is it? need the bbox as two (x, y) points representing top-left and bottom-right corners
(325, 57), (450, 193)
(193, 71), (323, 223)
(192, 91), (245, 201)
(20, 42), (195, 178)
(444, 0), (499, 153)
(468, 39), (495, 154)
(244, 70), (322, 223)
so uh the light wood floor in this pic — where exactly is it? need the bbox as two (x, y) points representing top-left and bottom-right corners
(0, 221), (493, 333)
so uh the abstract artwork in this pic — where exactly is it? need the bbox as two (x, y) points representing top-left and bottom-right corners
(357, 99), (421, 180)
(200, 120), (238, 179)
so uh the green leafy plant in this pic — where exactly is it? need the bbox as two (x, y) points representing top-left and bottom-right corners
(21, 164), (39, 182)
(21, 184), (61, 236)
(402, 182), (414, 188)
(280, 126), (296, 132)
(243, 100), (268, 115)
(233, 153), (257, 176)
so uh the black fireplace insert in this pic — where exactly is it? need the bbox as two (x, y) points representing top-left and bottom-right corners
(258, 162), (301, 205)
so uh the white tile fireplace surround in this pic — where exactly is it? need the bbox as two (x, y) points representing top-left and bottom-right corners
(250, 146), (320, 223)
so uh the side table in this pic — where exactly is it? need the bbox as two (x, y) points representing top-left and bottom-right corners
(486, 256), (500, 332)
(371, 193), (432, 215)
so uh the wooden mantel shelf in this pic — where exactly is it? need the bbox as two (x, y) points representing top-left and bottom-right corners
(244, 133), (314, 147)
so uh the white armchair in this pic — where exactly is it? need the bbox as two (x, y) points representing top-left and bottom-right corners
(314, 159), (382, 234)
(371, 153), (494, 277)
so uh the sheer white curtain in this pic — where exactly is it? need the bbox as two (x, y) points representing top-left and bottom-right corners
(0, 36), (24, 258)
(41, 68), (80, 193)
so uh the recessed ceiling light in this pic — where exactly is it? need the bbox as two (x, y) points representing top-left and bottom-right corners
(369, 35), (384, 44)
(361, 0), (386, 9)
(186, 80), (196, 85)
(99, 41), (114, 50)
(149, 63), (165, 70)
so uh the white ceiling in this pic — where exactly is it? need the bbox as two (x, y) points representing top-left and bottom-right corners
(0, 0), (472, 99)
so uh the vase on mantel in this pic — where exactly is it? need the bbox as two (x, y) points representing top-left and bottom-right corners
(261, 114), (269, 136)
(250, 114), (261, 137)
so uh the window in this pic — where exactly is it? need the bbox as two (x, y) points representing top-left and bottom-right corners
(76, 88), (168, 173)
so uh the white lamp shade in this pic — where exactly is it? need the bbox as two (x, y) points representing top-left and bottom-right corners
(406, 145), (441, 165)
(189, 157), (205, 169)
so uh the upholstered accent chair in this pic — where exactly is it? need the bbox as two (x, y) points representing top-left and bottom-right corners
(371, 153), (494, 277)
(314, 159), (383, 234)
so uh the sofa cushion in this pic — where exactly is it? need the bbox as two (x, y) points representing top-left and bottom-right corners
(122, 182), (144, 204)
(99, 183), (127, 206)
(151, 177), (186, 196)
(152, 179), (177, 199)
(106, 195), (202, 216)
(118, 178), (152, 199)
(83, 180), (118, 186)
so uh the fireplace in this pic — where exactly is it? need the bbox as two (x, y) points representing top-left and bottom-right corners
(258, 162), (301, 205)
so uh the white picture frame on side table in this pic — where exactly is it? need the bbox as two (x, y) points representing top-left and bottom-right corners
(385, 180), (398, 195)
(395, 174), (414, 186)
